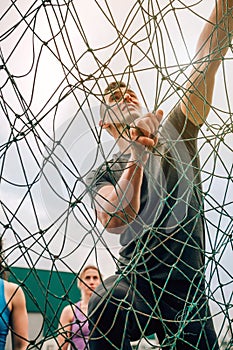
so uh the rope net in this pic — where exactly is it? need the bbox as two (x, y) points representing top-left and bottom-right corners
(0, 0), (232, 349)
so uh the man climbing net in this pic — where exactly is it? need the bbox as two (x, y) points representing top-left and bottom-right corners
(86, 1), (233, 349)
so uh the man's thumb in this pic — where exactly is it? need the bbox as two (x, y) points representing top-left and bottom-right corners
(155, 109), (163, 123)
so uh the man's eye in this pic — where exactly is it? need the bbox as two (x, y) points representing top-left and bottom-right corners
(111, 93), (122, 101)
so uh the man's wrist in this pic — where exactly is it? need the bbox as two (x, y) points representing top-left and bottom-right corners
(129, 151), (148, 166)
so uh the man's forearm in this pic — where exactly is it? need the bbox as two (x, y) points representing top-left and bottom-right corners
(196, 0), (233, 62)
(96, 158), (144, 233)
(181, 0), (233, 125)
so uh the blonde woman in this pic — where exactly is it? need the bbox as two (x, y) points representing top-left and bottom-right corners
(57, 265), (101, 350)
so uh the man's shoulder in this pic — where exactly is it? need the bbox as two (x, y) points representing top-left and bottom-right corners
(161, 103), (200, 140)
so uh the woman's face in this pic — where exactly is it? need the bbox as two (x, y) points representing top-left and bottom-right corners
(79, 268), (101, 296)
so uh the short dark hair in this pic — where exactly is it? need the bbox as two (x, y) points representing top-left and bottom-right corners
(100, 81), (130, 119)
(103, 81), (127, 96)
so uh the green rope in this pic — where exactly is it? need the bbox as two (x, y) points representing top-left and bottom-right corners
(0, 1), (232, 349)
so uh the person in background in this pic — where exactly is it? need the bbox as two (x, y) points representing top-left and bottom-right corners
(57, 265), (101, 350)
(0, 238), (28, 350)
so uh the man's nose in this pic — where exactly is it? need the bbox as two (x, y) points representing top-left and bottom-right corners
(123, 93), (132, 102)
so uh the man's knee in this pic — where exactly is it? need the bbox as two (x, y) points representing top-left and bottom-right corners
(88, 275), (132, 326)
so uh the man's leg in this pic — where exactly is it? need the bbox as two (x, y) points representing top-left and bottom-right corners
(153, 282), (219, 350)
(88, 273), (163, 350)
(88, 275), (135, 350)
(175, 300), (219, 350)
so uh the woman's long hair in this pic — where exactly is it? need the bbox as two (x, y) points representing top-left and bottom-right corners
(0, 237), (7, 279)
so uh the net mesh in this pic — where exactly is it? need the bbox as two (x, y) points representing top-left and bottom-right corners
(0, 1), (232, 349)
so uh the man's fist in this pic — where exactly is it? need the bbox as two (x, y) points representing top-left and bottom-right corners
(129, 109), (163, 147)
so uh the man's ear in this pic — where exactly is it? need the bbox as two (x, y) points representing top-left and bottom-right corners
(99, 120), (111, 129)
(99, 119), (115, 137)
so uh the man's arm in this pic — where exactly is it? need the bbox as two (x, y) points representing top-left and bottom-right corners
(181, 0), (233, 125)
(96, 111), (163, 234)
(96, 157), (144, 234)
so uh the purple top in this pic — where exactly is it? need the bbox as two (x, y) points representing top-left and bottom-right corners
(70, 301), (89, 350)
